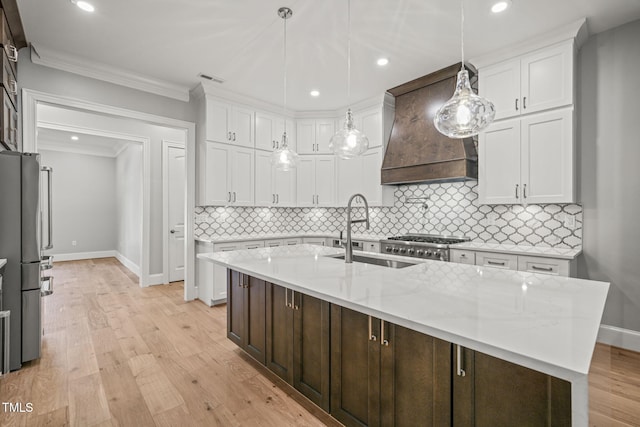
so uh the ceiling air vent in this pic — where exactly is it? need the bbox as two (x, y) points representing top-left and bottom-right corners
(198, 73), (225, 84)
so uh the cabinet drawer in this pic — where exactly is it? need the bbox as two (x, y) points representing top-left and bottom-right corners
(0, 12), (17, 77)
(475, 252), (518, 270)
(450, 249), (476, 265)
(1, 52), (17, 108)
(517, 256), (569, 276)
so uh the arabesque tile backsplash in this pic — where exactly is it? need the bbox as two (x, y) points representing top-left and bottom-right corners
(195, 182), (582, 248)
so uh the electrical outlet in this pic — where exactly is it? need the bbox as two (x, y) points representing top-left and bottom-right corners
(72, 240), (77, 246)
(564, 215), (576, 229)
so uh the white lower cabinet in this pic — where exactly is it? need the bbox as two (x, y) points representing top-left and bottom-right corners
(451, 248), (574, 277)
(199, 141), (255, 206)
(264, 237), (302, 247)
(302, 237), (326, 246)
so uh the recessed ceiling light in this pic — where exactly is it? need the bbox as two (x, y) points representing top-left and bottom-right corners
(74, 1), (95, 12)
(310, 90), (320, 97)
(491, 1), (511, 13)
(71, 135), (79, 141)
(377, 58), (389, 66)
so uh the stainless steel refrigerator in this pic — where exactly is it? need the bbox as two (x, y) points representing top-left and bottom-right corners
(0, 151), (53, 371)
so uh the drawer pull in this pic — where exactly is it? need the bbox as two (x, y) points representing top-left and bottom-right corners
(6, 44), (18, 62)
(460, 254), (466, 258)
(532, 265), (553, 272)
(487, 260), (506, 266)
(8, 78), (17, 95)
(456, 345), (466, 377)
(368, 316), (376, 341)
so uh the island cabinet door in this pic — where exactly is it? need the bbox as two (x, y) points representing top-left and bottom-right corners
(453, 347), (571, 427)
(379, 323), (452, 427)
(266, 283), (294, 382)
(293, 292), (330, 412)
(330, 305), (381, 427)
(227, 270), (266, 365)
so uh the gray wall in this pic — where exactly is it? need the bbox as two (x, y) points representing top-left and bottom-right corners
(39, 149), (117, 255)
(578, 19), (640, 332)
(18, 52), (196, 122)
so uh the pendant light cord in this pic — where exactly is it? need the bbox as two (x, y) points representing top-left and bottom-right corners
(283, 14), (288, 137)
(347, 0), (351, 106)
(460, 0), (464, 71)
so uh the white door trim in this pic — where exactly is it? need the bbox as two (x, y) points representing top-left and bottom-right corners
(22, 88), (197, 300)
(162, 140), (186, 284)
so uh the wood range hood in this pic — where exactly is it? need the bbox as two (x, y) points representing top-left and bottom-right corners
(381, 63), (478, 185)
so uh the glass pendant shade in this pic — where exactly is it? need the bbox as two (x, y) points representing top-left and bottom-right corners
(433, 70), (495, 138)
(271, 132), (299, 171)
(330, 109), (369, 159)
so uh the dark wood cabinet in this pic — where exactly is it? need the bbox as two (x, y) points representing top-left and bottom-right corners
(227, 270), (266, 364)
(453, 346), (571, 427)
(330, 305), (452, 427)
(266, 282), (330, 411)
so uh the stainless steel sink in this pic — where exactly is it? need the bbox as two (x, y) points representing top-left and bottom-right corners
(329, 254), (418, 269)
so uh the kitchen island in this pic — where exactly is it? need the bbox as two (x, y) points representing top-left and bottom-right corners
(199, 244), (609, 426)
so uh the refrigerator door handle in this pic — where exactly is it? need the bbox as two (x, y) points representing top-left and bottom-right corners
(41, 167), (53, 250)
(0, 310), (9, 376)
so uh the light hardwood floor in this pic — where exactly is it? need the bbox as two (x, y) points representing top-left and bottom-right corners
(0, 258), (638, 426)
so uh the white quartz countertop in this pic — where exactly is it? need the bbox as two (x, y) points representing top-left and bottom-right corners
(451, 242), (582, 259)
(0, 258), (6, 269)
(198, 244), (608, 381)
(195, 233), (388, 244)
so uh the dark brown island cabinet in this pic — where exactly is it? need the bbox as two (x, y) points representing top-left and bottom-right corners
(227, 270), (572, 427)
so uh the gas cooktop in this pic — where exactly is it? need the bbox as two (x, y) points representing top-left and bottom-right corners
(385, 234), (470, 245)
(379, 234), (470, 261)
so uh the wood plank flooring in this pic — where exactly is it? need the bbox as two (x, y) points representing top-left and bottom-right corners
(0, 257), (638, 426)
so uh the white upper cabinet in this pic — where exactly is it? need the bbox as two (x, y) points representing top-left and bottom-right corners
(199, 141), (255, 206)
(296, 119), (336, 154)
(205, 98), (254, 147)
(255, 150), (296, 207)
(296, 155), (336, 207)
(255, 112), (296, 152)
(479, 109), (574, 205)
(336, 146), (392, 206)
(479, 41), (573, 121)
(358, 109), (383, 148)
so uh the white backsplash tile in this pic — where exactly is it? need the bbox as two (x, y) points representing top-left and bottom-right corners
(194, 182), (582, 249)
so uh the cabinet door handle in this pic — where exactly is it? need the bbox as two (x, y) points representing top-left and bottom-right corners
(515, 98), (519, 111)
(272, 194), (275, 204)
(233, 132), (237, 141)
(456, 345), (466, 377)
(368, 316), (377, 341)
(316, 195), (319, 205)
(460, 254), (467, 258)
(515, 184), (519, 199)
(6, 44), (18, 62)
(233, 192), (237, 202)
(293, 290), (299, 310)
(9, 78), (17, 95)
(276, 194), (279, 204)
(487, 260), (506, 266)
(523, 183), (527, 199)
(532, 265), (553, 272)
(228, 132), (232, 141)
(228, 192), (232, 202)
(381, 320), (389, 347)
(285, 288), (291, 308)
(523, 96), (527, 109)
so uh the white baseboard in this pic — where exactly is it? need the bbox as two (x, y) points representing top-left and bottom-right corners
(597, 324), (640, 352)
(114, 252), (141, 277)
(147, 273), (166, 287)
(50, 250), (116, 262)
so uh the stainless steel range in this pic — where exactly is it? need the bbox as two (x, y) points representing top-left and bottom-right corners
(380, 234), (470, 261)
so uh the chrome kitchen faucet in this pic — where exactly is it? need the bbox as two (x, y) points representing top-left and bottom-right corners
(345, 194), (370, 263)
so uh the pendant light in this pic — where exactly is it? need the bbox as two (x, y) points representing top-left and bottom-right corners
(329, 0), (369, 159)
(434, 0), (495, 138)
(271, 7), (299, 171)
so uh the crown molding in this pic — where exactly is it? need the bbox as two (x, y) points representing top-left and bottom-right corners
(469, 18), (588, 70)
(30, 44), (191, 102)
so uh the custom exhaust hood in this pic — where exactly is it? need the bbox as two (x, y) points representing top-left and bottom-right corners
(381, 63), (478, 185)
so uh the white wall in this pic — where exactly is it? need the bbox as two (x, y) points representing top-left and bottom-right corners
(115, 145), (143, 267)
(39, 149), (117, 256)
(578, 19), (640, 334)
(37, 104), (186, 275)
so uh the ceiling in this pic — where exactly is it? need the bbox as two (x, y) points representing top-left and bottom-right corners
(16, 0), (640, 111)
(37, 127), (133, 157)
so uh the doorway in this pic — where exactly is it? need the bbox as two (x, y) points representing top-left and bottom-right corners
(163, 141), (185, 283)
